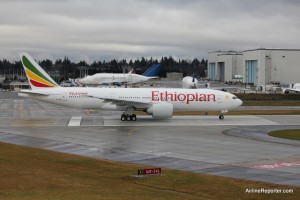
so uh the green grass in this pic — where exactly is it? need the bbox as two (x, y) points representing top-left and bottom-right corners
(0, 142), (300, 200)
(269, 129), (300, 141)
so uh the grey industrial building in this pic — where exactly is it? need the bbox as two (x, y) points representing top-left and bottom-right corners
(208, 48), (300, 86)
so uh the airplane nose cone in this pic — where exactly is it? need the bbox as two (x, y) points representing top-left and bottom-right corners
(238, 99), (243, 106)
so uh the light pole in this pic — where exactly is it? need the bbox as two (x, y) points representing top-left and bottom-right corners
(274, 65), (277, 82)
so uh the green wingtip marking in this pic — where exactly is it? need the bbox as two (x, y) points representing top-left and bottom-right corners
(22, 55), (57, 86)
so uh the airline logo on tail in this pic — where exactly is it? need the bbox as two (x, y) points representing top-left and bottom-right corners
(20, 53), (58, 89)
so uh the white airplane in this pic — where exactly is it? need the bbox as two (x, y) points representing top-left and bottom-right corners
(282, 83), (300, 94)
(182, 76), (198, 89)
(18, 53), (242, 121)
(182, 77), (241, 93)
(182, 76), (211, 89)
(79, 64), (161, 85)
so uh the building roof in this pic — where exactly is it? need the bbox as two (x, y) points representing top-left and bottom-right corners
(243, 48), (300, 52)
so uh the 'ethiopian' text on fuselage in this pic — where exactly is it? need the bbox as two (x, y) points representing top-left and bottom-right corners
(151, 91), (216, 104)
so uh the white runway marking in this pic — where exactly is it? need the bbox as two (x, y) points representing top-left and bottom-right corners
(1, 116), (300, 186)
(252, 161), (300, 169)
(68, 116), (82, 126)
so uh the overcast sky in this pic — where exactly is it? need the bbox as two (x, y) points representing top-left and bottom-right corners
(1, 0), (300, 62)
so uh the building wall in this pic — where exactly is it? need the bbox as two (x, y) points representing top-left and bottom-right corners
(233, 54), (243, 78)
(208, 49), (300, 85)
(208, 52), (218, 81)
(243, 49), (300, 85)
(208, 51), (243, 82)
(166, 72), (183, 80)
(243, 49), (265, 85)
(269, 50), (300, 84)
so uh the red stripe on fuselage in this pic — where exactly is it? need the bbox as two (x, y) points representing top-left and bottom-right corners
(30, 79), (54, 88)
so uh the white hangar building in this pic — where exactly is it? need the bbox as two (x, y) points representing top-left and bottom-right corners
(208, 48), (300, 86)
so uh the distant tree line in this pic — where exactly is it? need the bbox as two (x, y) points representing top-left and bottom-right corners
(0, 56), (207, 83)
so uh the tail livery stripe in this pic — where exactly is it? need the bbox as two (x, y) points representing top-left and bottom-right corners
(22, 55), (58, 87)
(25, 69), (57, 87)
(30, 79), (55, 88)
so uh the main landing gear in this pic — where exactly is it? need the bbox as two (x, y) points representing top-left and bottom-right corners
(120, 107), (136, 121)
(121, 113), (137, 121)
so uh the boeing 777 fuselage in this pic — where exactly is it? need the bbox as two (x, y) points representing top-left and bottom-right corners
(18, 53), (243, 121)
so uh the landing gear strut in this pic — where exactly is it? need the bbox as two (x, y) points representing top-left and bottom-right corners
(219, 109), (227, 120)
(121, 113), (137, 121)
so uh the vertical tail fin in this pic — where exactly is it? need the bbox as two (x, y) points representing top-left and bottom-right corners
(19, 53), (59, 90)
(142, 64), (161, 77)
(128, 68), (135, 74)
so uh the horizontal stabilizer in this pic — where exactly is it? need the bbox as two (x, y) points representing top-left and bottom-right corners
(18, 89), (61, 96)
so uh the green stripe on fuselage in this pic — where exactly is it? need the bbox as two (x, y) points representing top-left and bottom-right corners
(22, 56), (57, 86)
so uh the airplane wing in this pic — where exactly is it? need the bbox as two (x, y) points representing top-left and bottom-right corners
(19, 89), (51, 96)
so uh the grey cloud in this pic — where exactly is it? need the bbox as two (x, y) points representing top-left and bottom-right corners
(0, 0), (300, 62)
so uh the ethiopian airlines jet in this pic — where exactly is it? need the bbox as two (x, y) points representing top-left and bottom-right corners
(18, 53), (242, 121)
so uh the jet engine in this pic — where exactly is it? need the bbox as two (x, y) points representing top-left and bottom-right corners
(146, 103), (173, 119)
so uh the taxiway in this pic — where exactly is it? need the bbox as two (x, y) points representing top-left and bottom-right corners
(1, 92), (300, 186)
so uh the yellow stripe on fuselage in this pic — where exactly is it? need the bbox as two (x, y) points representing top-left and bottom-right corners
(25, 69), (56, 87)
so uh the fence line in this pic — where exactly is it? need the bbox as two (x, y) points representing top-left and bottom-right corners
(235, 94), (300, 101)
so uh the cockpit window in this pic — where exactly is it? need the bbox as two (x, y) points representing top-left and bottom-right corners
(232, 96), (238, 99)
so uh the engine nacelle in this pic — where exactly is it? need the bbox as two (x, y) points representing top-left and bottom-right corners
(146, 103), (173, 119)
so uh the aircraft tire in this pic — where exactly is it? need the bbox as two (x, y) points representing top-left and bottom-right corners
(121, 114), (127, 121)
(131, 114), (137, 121)
(219, 114), (224, 120)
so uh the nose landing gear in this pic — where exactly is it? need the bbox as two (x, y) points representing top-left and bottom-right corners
(219, 110), (227, 120)
(219, 114), (224, 120)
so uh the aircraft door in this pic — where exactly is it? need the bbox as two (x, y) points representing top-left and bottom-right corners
(217, 95), (222, 103)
